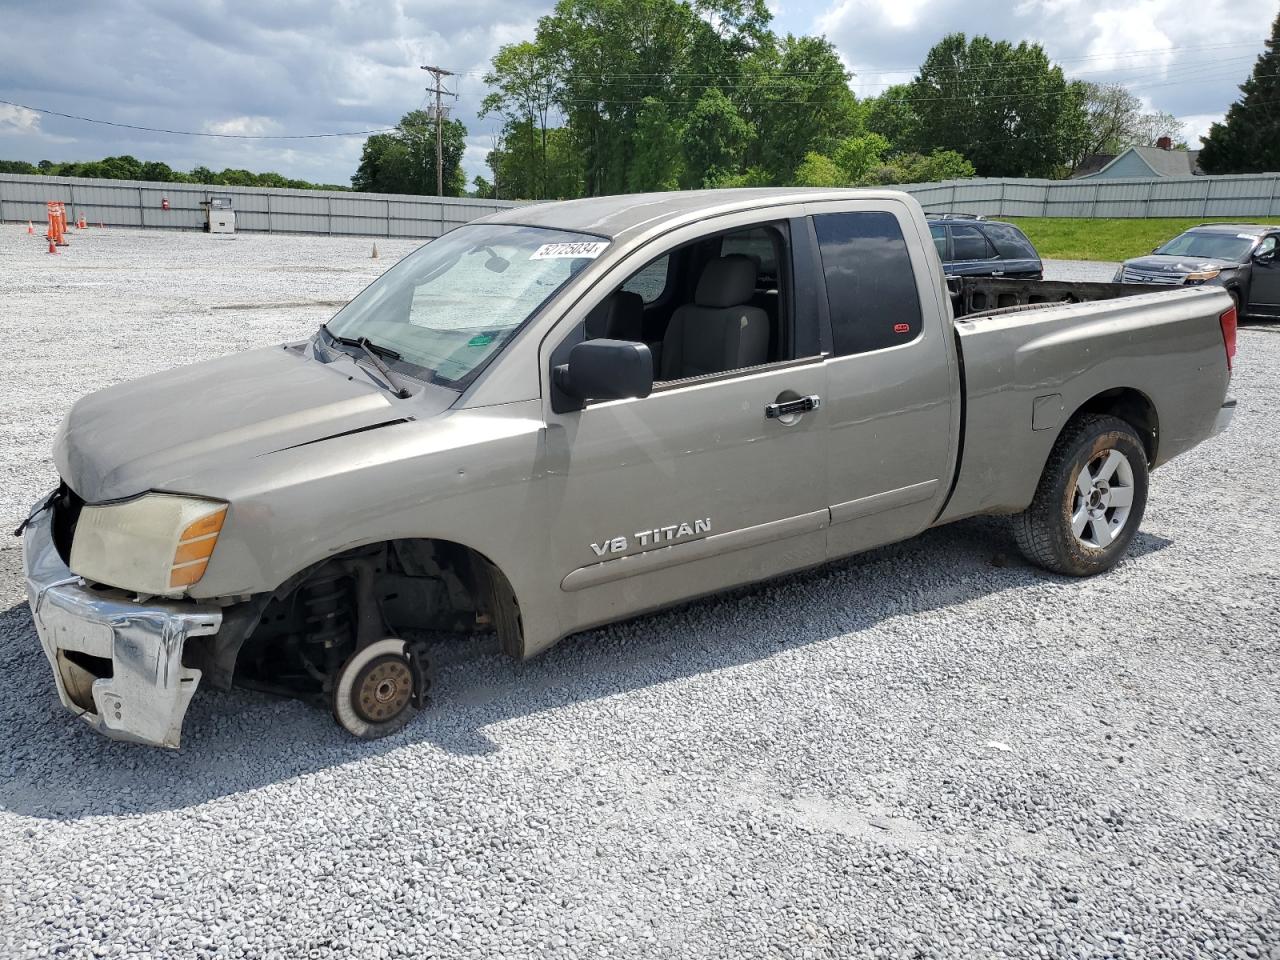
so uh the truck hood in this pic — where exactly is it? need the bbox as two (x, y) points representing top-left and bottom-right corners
(1123, 255), (1239, 274)
(55, 344), (456, 503)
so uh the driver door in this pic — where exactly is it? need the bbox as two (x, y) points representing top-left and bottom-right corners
(538, 208), (830, 638)
(1249, 234), (1280, 317)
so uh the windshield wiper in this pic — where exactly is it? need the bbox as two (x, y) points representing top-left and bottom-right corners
(319, 323), (412, 399)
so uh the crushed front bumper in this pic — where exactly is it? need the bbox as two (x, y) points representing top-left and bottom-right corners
(22, 502), (222, 748)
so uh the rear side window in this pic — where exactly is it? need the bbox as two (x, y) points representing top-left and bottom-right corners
(983, 222), (1038, 259)
(950, 224), (994, 261)
(813, 211), (923, 356)
(929, 223), (947, 259)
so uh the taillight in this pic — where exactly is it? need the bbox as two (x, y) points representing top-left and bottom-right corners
(1219, 305), (1237, 372)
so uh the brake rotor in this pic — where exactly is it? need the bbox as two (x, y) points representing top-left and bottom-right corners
(350, 654), (414, 724)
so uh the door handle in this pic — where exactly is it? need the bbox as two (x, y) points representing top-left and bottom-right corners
(765, 395), (821, 419)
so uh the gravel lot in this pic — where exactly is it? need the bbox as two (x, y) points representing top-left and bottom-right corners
(1, 226), (1277, 959)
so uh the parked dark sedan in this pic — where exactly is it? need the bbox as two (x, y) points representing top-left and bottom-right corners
(927, 215), (1043, 280)
(1115, 223), (1280, 320)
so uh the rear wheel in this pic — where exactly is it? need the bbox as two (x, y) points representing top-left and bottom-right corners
(1013, 415), (1149, 576)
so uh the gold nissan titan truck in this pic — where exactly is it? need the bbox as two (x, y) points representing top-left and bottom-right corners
(19, 189), (1237, 748)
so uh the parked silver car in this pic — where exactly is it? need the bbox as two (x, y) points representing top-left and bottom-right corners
(20, 189), (1237, 748)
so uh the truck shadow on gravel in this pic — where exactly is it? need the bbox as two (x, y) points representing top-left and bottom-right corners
(0, 520), (1172, 821)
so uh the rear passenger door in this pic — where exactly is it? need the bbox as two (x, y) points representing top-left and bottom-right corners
(804, 200), (960, 560)
(945, 224), (1003, 277)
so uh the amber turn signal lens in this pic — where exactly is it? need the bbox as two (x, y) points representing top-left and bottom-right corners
(169, 560), (209, 588)
(181, 508), (226, 541)
(169, 505), (227, 590)
(173, 537), (218, 564)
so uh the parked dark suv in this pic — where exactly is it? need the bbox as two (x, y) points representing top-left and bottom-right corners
(927, 215), (1043, 280)
(1115, 223), (1280, 320)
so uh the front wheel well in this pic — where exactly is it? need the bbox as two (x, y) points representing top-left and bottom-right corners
(203, 538), (524, 696)
(1068, 388), (1159, 465)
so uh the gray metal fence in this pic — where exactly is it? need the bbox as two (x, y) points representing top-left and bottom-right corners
(892, 172), (1280, 219)
(0, 173), (522, 238)
(4, 171), (1279, 235)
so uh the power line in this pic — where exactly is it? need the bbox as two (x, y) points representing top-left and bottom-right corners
(0, 98), (396, 139)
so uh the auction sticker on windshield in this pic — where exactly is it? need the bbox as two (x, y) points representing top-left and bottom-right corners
(530, 240), (610, 260)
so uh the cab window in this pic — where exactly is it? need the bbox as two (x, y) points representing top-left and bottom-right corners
(621, 255), (670, 303)
(579, 222), (800, 383)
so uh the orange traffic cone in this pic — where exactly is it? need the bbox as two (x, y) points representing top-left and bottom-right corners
(26, 220), (33, 234)
(48, 239), (57, 254)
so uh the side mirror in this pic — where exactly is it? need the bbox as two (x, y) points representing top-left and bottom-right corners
(1254, 247), (1276, 264)
(553, 339), (653, 413)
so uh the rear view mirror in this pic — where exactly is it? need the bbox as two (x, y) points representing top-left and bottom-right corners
(553, 339), (653, 413)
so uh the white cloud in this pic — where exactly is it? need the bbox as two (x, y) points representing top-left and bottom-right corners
(0, 103), (41, 134)
(1179, 113), (1225, 147)
(812, 0), (1275, 115)
(202, 116), (282, 137)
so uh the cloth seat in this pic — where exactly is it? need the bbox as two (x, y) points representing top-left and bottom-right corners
(660, 255), (769, 380)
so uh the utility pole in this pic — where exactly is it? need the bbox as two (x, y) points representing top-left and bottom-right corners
(420, 65), (455, 196)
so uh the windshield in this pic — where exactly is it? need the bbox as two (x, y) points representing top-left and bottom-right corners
(324, 223), (609, 387)
(1154, 231), (1256, 261)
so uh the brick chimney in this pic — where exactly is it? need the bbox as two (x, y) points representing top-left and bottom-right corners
(1156, 136), (1173, 150)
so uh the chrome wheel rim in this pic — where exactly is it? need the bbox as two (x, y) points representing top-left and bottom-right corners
(1071, 449), (1135, 549)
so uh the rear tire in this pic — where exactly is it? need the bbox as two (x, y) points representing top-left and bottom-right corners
(1013, 415), (1149, 576)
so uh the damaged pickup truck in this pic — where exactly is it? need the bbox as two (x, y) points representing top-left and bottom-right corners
(20, 188), (1238, 748)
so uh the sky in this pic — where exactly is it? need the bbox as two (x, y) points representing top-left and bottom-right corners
(0, 0), (1275, 186)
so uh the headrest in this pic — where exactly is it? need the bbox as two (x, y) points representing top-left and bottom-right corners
(584, 289), (644, 340)
(695, 255), (757, 308)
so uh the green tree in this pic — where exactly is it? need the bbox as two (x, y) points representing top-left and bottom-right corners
(863, 84), (922, 152)
(832, 132), (890, 182)
(0, 159), (38, 174)
(351, 112), (467, 195)
(1198, 10), (1280, 174)
(793, 151), (844, 187)
(628, 98), (682, 191)
(536, 0), (768, 194)
(739, 34), (860, 184)
(908, 33), (1083, 177)
(679, 88), (750, 188)
(481, 41), (559, 198)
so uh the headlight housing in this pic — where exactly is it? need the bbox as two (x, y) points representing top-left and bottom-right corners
(69, 493), (228, 596)
(1185, 269), (1221, 285)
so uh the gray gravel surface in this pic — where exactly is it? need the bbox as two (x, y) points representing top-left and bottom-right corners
(1, 229), (1278, 959)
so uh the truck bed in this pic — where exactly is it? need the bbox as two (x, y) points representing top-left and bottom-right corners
(950, 276), (1158, 319)
(937, 284), (1234, 525)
